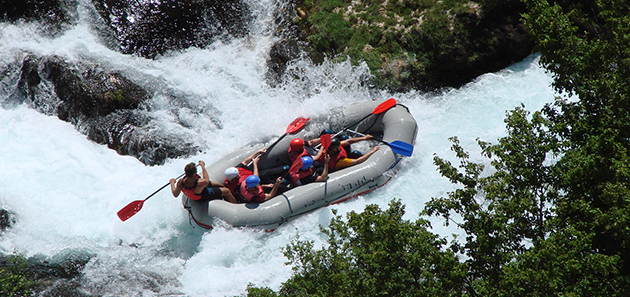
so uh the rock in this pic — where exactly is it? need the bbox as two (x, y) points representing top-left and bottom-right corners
(266, 39), (305, 86)
(11, 54), (206, 165)
(0, 209), (15, 231)
(277, 0), (533, 91)
(85, 110), (203, 165)
(41, 56), (148, 120)
(0, 250), (93, 296)
(0, 0), (77, 34)
(92, 0), (251, 58)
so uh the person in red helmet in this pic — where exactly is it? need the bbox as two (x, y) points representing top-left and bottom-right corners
(288, 138), (324, 163)
(287, 137), (325, 180)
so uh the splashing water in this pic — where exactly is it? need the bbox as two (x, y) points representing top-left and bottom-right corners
(0, 0), (557, 295)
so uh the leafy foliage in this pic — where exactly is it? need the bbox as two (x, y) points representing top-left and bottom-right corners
(0, 255), (34, 297)
(425, 0), (630, 295)
(424, 105), (561, 291)
(248, 200), (466, 296)
(250, 0), (630, 295)
(295, 0), (530, 91)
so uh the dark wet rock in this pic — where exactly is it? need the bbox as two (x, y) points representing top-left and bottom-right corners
(266, 39), (307, 87)
(9, 54), (205, 165)
(422, 1), (533, 89)
(0, 250), (93, 296)
(0, 0), (78, 33)
(92, 0), (251, 59)
(40, 56), (148, 120)
(85, 110), (203, 165)
(0, 209), (15, 231)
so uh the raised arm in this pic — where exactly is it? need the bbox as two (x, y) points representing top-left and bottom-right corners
(252, 155), (261, 177)
(197, 160), (210, 188)
(169, 178), (182, 197)
(265, 177), (284, 201)
(341, 134), (373, 146)
(314, 154), (330, 182)
(241, 148), (266, 166)
(312, 146), (325, 162)
(348, 146), (380, 166)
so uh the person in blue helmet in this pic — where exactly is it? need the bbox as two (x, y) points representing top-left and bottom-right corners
(288, 155), (330, 187)
(239, 174), (283, 203)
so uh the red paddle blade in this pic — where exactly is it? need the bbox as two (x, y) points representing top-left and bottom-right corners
(117, 200), (145, 221)
(286, 116), (310, 134)
(289, 157), (302, 174)
(320, 134), (332, 149)
(372, 98), (396, 114)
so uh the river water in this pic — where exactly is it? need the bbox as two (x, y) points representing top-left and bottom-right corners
(0, 0), (557, 295)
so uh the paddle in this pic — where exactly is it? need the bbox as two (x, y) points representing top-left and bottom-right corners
(117, 163), (200, 221)
(342, 98), (396, 132)
(346, 129), (414, 157)
(320, 133), (332, 150)
(320, 133), (331, 201)
(117, 173), (182, 221)
(263, 116), (310, 154)
(313, 99), (397, 151)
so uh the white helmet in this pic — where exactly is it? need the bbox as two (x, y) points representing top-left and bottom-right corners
(224, 167), (239, 180)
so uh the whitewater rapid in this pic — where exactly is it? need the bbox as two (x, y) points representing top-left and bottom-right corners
(0, 0), (557, 295)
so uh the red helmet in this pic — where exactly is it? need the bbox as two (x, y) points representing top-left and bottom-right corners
(289, 138), (304, 151)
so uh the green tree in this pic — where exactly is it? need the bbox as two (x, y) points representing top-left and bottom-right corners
(248, 200), (466, 296)
(249, 1), (630, 295)
(423, 104), (561, 294)
(426, 0), (630, 295)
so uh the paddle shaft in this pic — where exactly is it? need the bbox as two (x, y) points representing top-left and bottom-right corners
(117, 165), (198, 222)
(345, 129), (394, 145)
(345, 129), (413, 157)
(342, 98), (397, 131)
(314, 99), (397, 150)
(248, 116), (310, 166)
(145, 172), (186, 202)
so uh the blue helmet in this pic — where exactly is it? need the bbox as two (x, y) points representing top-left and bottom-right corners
(321, 128), (334, 136)
(300, 156), (313, 170)
(245, 175), (260, 188)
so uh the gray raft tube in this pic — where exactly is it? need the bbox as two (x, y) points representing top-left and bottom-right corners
(183, 100), (418, 230)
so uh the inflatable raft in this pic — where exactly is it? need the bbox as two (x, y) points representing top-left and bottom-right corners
(182, 99), (417, 230)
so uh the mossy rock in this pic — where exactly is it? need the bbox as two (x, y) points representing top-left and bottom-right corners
(293, 0), (532, 91)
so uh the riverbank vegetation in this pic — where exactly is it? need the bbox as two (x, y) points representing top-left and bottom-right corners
(293, 0), (531, 91)
(249, 0), (630, 295)
(0, 255), (34, 297)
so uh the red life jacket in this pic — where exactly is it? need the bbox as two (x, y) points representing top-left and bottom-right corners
(328, 147), (348, 171)
(288, 147), (308, 163)
(239, 181), (266, 203)
(181, 175), (203, 201)
(290, 168), (313, 185)
(225, 167), (253, 197)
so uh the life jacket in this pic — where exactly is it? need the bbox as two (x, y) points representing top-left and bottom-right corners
(181, 175), (203, 201)
(288, 147), (309, 163)
(225, 166), (253, 197)
(328, 146), (348, 171)
(290, 168), (313, 185)
(239, 181), (266, 203)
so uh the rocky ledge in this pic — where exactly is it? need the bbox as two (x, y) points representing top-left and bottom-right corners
(268, 0), (533, 91)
